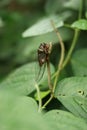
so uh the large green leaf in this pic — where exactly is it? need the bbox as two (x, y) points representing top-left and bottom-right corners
(0, 90), (53, 130)
(44, 110), (87, 130)
(0, 63), (36, 95)
(22, 12), (71, 37)
(54, 77), (87, 119)
(71, 49), (87, 76)
(0, 62), (55, 95)
(72, 19), (87, 30)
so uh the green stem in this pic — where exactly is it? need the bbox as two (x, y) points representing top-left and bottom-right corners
(47, 60), (53, 94)
(34, 82), (42, 112)
(64, 23), (73, 29)
(62, 29), (79, 68)
(42, 94), (53, 109)
(78, 0), (83, 19)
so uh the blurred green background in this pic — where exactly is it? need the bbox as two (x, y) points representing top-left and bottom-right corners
(0, 0), (45, 80)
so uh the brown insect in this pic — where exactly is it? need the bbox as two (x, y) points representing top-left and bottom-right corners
(38, 42), (52, 67)
(36, 42), (52, 82)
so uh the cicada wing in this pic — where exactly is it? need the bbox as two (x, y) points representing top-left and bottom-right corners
(35, 62), (46, 83)
(35, 49), (47, 82)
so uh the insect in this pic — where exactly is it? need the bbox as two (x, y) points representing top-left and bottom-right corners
(35, 42), (52, 82)
(38, 42), (52, 67)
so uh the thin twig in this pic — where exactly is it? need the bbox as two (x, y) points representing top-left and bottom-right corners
(42, 21), (65, 108)
(62, 29), (79, 68)
(51, 20), (65, 93)
(42, 94), (53, 109)
(47, 60), (53, 94)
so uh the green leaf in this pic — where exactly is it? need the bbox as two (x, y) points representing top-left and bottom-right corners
(0, 62), (55, 95)
(22, 15), (63, 37)
(64, 0), (81, 10)
(71, 49), (87, 76)
(22, 12), (71, 37)
(34, 90), (50, 100)
(0, 63), (36, 95)
(0, 90), (53, 130)
(54, 77), (87, 119)
(72, 19), (87, 30)
(44, 110), (87, 130)
(0, 90), (38, 114)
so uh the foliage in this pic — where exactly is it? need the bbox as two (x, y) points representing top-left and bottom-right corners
(0, 0), (87, 129)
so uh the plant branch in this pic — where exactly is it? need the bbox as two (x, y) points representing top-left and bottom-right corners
(41, 0), (83, 109)
(47, 60), (53, 94)
(62, 29), (79, 68)
(78, 0), (83, 20)
(42, 94), (53, 109)
(51, 20), (65, 93)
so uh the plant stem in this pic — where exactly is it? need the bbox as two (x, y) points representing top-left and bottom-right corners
(78, 0), (83, 20)
(41, 48), (53, 109)
(62, 29), (79, 68)
(42, 94), (53, 109)
(34, 82), (42, 112)
(64, 23), (73, 29)
(51, 20), (65, 93)
(47, 60), (53, 94)
(41, 0), (83, 108)
(42, 20), (65, 108)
